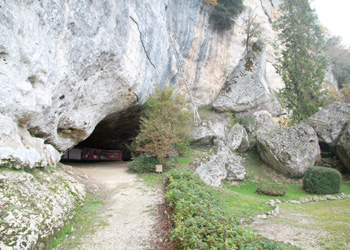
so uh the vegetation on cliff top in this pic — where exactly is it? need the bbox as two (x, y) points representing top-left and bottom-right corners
(208, 0), (244, 30)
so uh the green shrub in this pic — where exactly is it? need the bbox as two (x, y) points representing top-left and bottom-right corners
(256, 183), (286, 197)
(210, 0), (244, 30)
(238, 115), (253, 129)
(303, 166), (342, 194)
(166, 169), (298, 249)
(128, 155), (175, 173)
(133, 86), (192, 162)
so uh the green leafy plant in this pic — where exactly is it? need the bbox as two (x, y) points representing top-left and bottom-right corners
(165, 169), (298, 249)
(133, 86), (192, 164)
(128, 155), (175, 173)
(303, 166), (342, 194)
(210, 0), (244, 30)
(256, 183), (286, 197)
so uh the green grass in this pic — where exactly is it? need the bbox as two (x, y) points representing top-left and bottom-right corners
(137, 172), (165, 187)
(215, 150), (350, 220)
(137, 145), (213, 186)
(51, 195), (106, 250)
(178, 145), (213, 165)
(277, 199), (350, 249)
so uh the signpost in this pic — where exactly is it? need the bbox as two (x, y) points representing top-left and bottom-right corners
(155, 165), (163, 174)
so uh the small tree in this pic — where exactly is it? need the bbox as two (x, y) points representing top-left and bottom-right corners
(275, 0), (328, 121)
(242, 8), (262, 54)
(134, 87), (192, 163)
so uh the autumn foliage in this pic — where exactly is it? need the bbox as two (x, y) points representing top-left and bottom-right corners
(134, 87), (192, 162)
(203, 0), (218, 6)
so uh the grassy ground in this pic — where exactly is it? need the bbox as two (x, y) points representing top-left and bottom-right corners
(214, 150), (350, 220)
(138, 146), (350, 221)
(51, 194), (107, 250)
(137, 145), (213, 187)
(278, 199), (350, 250)
(135, 146), (350, 249)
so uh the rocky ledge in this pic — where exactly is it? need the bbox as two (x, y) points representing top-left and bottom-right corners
(0, 166), (86, 250)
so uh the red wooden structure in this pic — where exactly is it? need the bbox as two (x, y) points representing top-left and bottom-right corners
(62, 148), (122, 161)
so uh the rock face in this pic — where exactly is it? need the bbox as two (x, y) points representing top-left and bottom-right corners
(191, 112), (249, 151)
(0, 167), (86, 249)
(337, 123), (350, 171)
(213, 42), (283, 116)
(194, 140), (246, 187)
(226, 123), (250, 152)
(307, 102), (350, 148)
(246, 110), (278, 137)
(257, 123), (321, 178)
(0, 114), (60, 169)
(0, 0), (284, 166)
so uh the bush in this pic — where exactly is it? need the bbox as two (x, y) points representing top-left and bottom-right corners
(210, 0), (244, 30)
(256, 183), (286, 197)
(128, 155), (175, 173)
(303, 166), (342, 194)
(133, 87), (192, 162)
(166, 169), (297, 249)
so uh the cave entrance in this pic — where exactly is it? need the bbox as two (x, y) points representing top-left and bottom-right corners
(61, 106), (141, 162)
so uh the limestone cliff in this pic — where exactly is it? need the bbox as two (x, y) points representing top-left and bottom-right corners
(0, 0), (284, 167)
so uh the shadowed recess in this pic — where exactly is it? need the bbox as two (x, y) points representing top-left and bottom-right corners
(76, 106), (141, 160)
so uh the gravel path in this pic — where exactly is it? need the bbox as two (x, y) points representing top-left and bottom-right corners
(69, 162), (162, 250)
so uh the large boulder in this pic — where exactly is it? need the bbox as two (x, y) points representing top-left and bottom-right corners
(226, 123), (250, 152)
(337, 122), (350, 171)
(213, 42), (283, 116)
(194, 140), (246, 187)
(307, 102), (350, 148)
(191, 113), (231, 145)
(257, 123), (321, 178)
(246, 110), (278, 137)
(191, 113), (250, 151)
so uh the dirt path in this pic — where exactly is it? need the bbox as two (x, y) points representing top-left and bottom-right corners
(68, 162), (162, 250)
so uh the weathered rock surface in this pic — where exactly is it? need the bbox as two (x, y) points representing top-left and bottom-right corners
(194, 140), (246, 187)
(0, 114), (61, 169)
(191, 123), (216, 145)
(0, 0), (284, 166)
(307, 102), (350, 148)
(246, 110), (278, 137)
(190, 113), (230, 145)
(213, 42), (283, 116)
(226, 123), (250, 152)
(0, 167), (86, 250)
(191, 113), (249, 151)
(257, 123), (321, 178)
(337, 122), (350, 171)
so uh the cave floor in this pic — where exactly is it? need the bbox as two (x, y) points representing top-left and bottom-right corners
(65, 162), (162, 250)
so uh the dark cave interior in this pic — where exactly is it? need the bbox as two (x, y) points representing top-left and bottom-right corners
(74, 106), (141, 161)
